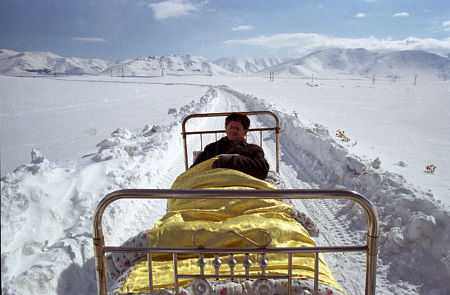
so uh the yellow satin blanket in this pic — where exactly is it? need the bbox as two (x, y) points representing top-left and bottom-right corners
(118, 158), (344, 294)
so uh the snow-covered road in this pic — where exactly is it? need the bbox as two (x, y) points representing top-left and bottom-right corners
(1, 77), (449, 295)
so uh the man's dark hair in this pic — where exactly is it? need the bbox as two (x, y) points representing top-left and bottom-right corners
(225, 112), (250, 130)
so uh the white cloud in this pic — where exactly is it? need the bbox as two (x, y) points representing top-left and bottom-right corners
(223, 33), (450, 56)
(443, 20), (450, 31)
(392, 12), (409, 17)
(149, 0), (201, 20)
(232, 25), (253, 31)
(355, 13), (366, 18)
(72, 37), (107, 42)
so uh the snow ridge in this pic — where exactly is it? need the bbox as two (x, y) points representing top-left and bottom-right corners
(0, 49), (111, 76)
(218, 85), (450, 294)
(213, 57), (292, 73)
(104, 55), (232, 77)
(1, 48), (449, 79)
(259, 48), (450, 79)
(1, 87), (218, 295)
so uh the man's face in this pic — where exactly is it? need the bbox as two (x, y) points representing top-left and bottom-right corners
(225, 120), (248, 141)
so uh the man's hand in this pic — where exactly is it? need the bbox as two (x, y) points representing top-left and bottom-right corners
(212, 154), (237, 168)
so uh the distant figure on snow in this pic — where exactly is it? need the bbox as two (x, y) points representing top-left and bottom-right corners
(191, 112), (269, 180)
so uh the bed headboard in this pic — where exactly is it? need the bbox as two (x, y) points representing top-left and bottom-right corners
(181, 111), (280, 172)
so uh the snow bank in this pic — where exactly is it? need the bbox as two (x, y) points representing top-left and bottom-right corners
(1, 88), (217, 295)
(220, 85), (450, 294)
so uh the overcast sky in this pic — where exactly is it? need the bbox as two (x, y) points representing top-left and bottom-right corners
(1, 0), (449, 61)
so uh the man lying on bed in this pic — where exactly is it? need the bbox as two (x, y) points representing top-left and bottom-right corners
(107, 157), (335, 295)
(191, 112), (269, 180)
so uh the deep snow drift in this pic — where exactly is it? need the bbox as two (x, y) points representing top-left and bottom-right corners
(1, 75), (449, 295)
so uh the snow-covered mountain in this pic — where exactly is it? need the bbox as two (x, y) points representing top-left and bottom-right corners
(364, 50), (450, 79)
(0, 50), (231, 77)
(212, 57), (293, 73)
(103, 54), (232, 76)
(265, 48), (380, 77)
(0, 49), (112, 76)
(262, 48), (450, 79)
(1, 48), (449, 79)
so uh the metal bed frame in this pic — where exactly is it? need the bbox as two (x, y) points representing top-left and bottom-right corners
(93, 111), (379, 295)
(181, 111), (280, 172)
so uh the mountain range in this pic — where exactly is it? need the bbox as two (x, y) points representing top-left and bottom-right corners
(1, 48), (449, 79)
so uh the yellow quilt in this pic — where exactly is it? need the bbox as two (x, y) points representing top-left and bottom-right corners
(118, 158), (344, 294)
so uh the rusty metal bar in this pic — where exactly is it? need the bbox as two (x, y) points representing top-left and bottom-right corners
(259, 130), (263, 147)
(173, 253), (179, 295)
(314, 252), (319, 295)
(147, 253), (153, 295)
(288, 253), (293, 295)
(184, 127), (276, 136)
(93, 235), (107, 295)
(103, 245), (367, 254)
(366, 232), (379, 294)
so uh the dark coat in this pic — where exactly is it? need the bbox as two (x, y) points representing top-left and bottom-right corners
(191, 137), (269, 180)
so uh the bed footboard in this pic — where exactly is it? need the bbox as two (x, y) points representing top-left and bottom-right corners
(93, 189), (379, 295)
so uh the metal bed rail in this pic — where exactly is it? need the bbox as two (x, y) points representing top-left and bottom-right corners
(181, 111), (280, 172)
(93, 189), (379, 295)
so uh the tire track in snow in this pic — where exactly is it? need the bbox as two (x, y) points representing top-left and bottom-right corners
(216, 85), (369, 294)
(276, 130), (367, 294)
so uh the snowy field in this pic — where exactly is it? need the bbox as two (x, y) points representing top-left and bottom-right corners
(1, 74), (449, 295)
(1, 76), (208, 173)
